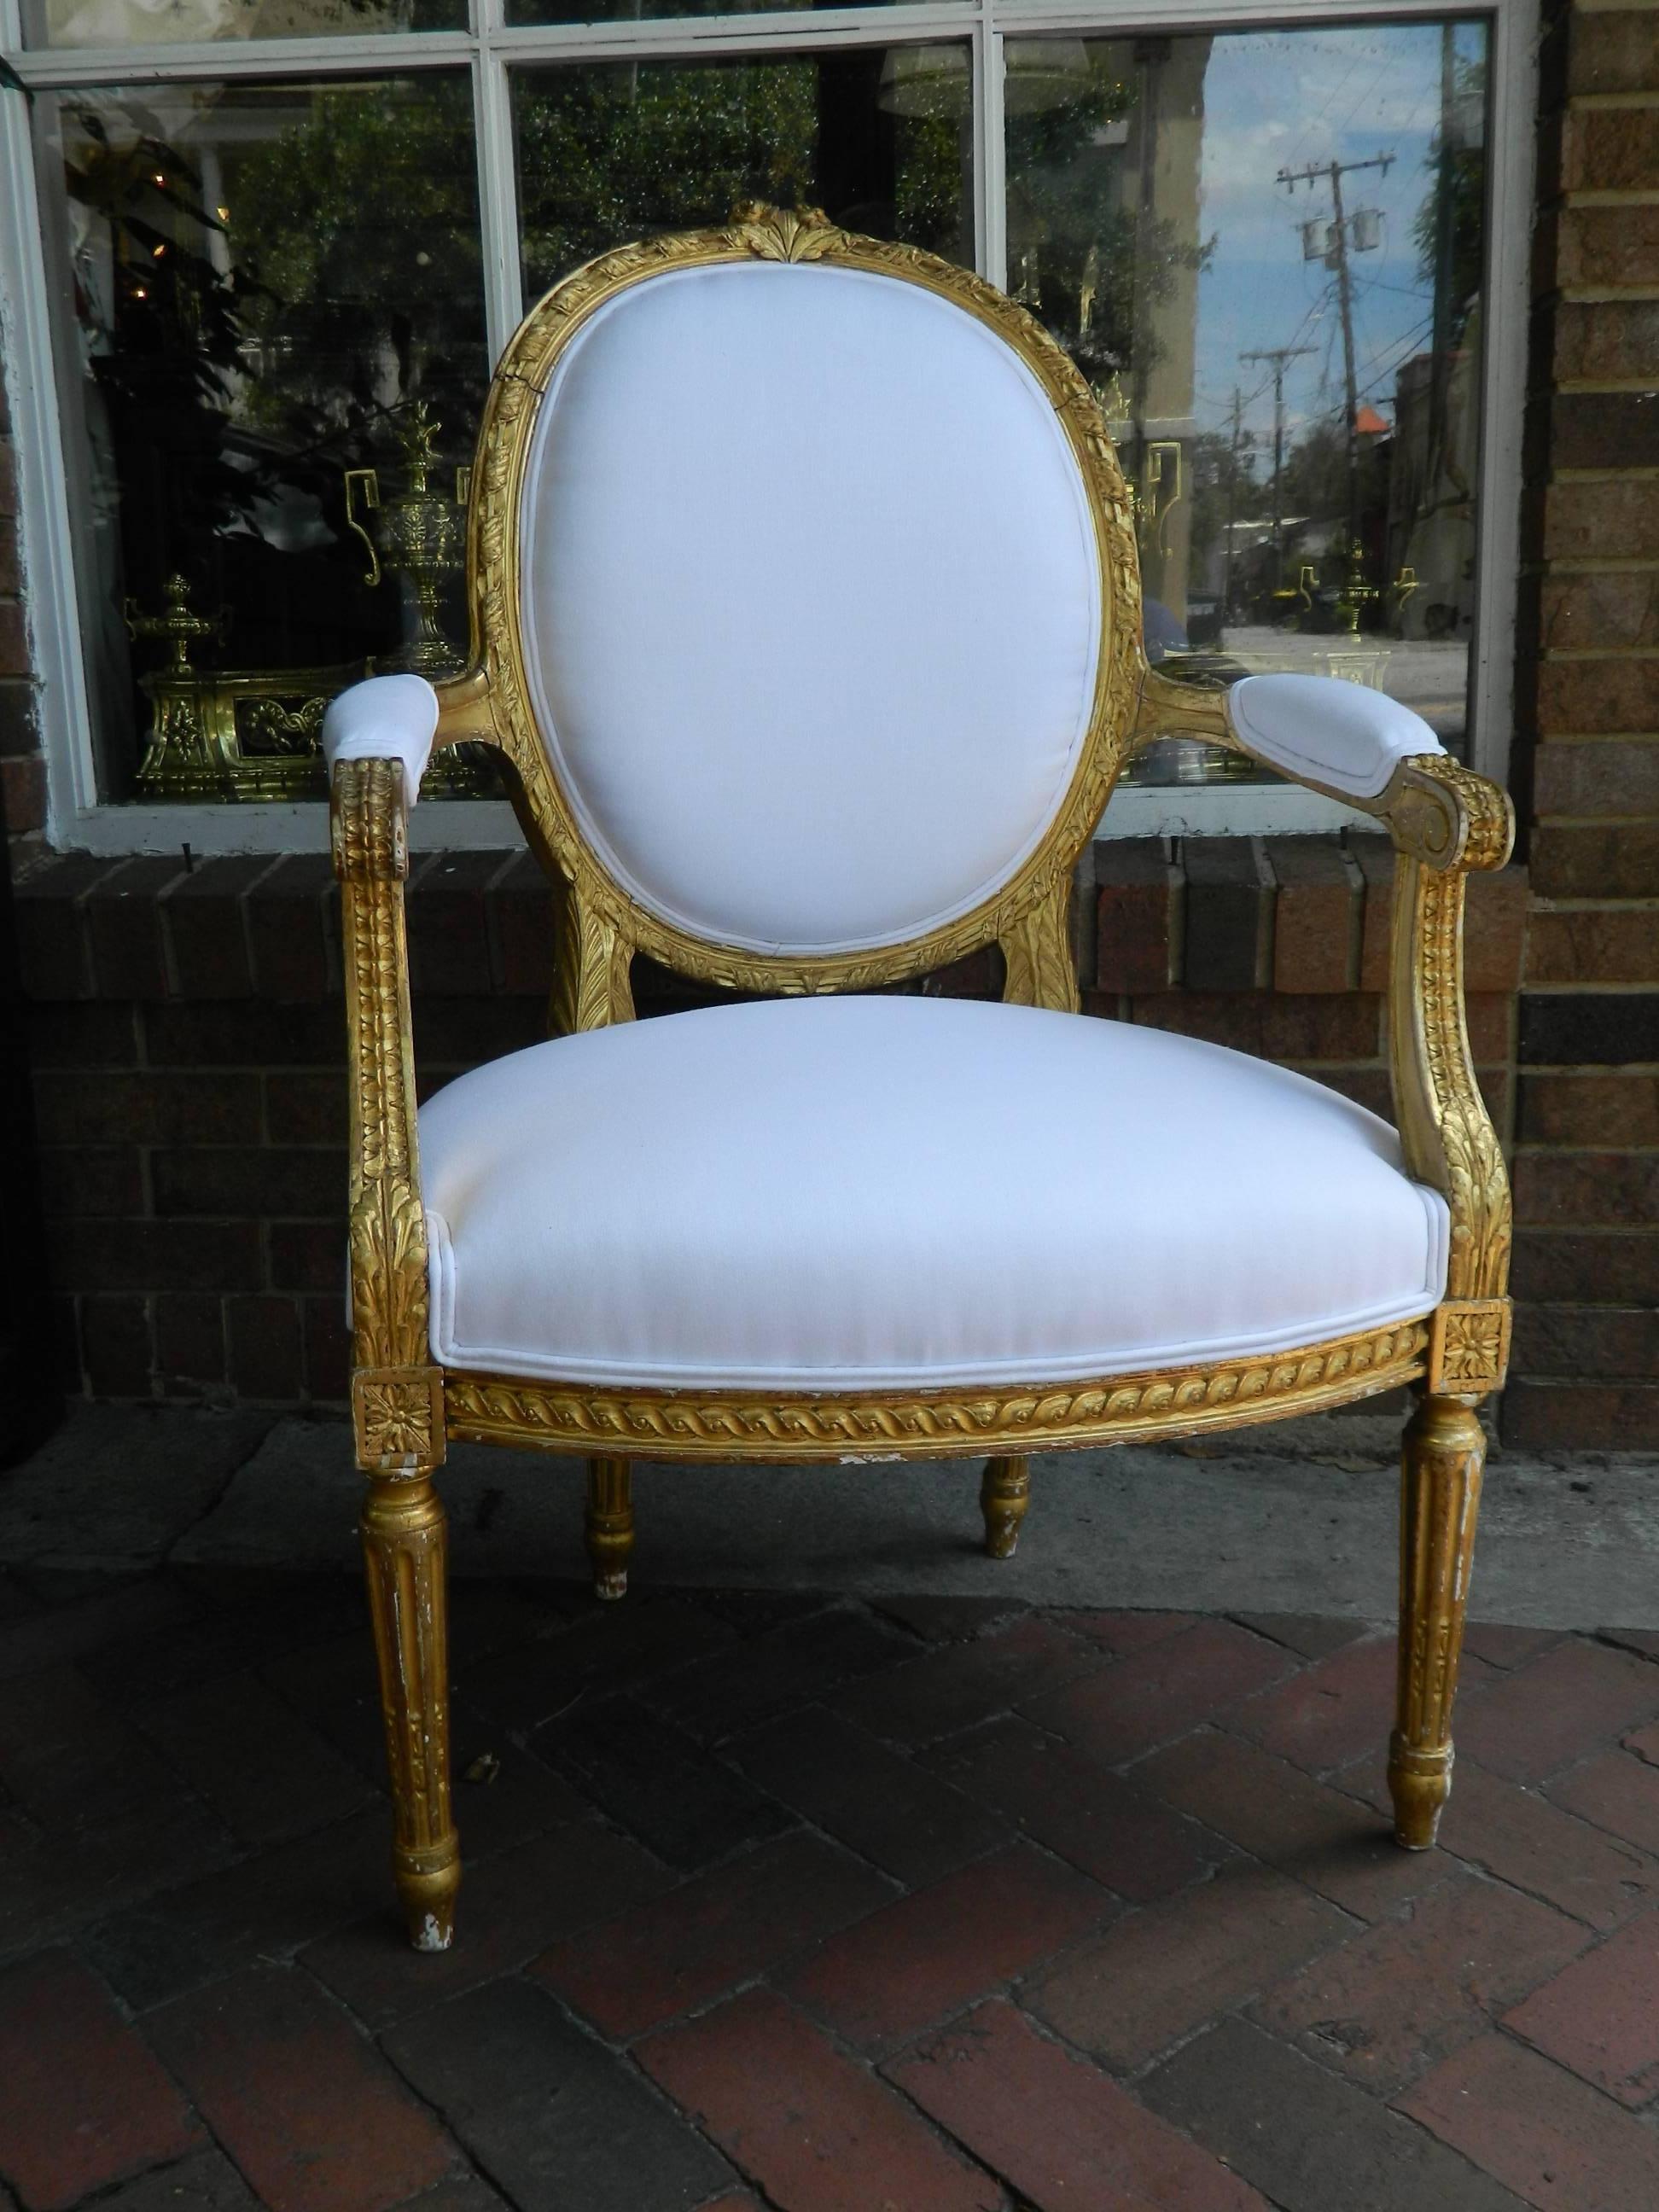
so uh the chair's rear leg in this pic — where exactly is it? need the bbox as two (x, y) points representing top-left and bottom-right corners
(587, 1455), (634, 1600)
(981, 1455), (1031, 1559)
(1390, 1391), (1486, 1850)
(361, 1472), (461, 1949)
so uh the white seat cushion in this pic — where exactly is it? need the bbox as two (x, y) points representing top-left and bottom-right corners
(418, 996), (1447, 1394)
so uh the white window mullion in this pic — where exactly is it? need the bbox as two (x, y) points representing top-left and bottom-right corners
(474, 39), (526, 364)
(0, 86), (99, 835)
(976, 8), (1007, 289)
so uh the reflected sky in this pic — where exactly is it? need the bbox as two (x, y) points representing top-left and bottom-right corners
(1194, 20), (1487, 453)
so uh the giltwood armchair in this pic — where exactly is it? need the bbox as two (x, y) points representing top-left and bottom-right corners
(323, 207), (1513, 1951)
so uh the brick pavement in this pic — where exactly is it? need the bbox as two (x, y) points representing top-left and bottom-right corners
(2, 1564), (1658, 2210)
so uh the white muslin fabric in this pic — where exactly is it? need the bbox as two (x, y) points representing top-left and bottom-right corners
(418, 995), (1448, 1393)
(322, 673), (440, 808)
(1227, 673), (1444, 800)
(519, 261), (1102, 956)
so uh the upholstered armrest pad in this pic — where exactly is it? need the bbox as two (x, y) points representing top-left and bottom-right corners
(323, 674), (439, 806)
(1227, 672), (1444, 801)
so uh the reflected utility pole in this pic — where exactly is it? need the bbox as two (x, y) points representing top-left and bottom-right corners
(1241, 344), (1313, 588)
(1277, 153), (1394, 552)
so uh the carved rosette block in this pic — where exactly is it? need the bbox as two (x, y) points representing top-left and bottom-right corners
(361, 1474), (460, 1947)
(585, 1455), (634, 1601)
(1426, 1300), (1512, 1398)
(981, 1455), (1032, 1559)
(1390, 1392), (1486, 1850)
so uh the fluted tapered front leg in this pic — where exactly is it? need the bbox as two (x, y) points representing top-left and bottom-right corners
(586, 1455), (633, 1600)
(362, 1473), (460, 1948)
(981, 1455), (1031, 1559)
(1390, 1391), (1486, 1850)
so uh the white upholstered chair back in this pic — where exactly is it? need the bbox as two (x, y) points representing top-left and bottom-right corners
(510, 246), (1115, 959)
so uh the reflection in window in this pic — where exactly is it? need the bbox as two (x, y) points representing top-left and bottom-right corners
(514, 49), (973, 300)
(38, 77), (486, 799)
(1004, 23), (1488, 783)
(26, 0), (463, 49)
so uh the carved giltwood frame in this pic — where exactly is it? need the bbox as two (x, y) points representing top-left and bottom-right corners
(329, 211), (1516, 1938)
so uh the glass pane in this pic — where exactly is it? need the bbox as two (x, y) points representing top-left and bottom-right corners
(514, 49), (974, 297)
(36, 77), (488, 802)
(25, 0), (463, 50)
(1003, 23), (1489, 784)
(511, 0), (936, 32)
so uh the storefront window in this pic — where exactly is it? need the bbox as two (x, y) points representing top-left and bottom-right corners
(12, 5), (1499, 818)
(1004, 21), (1488, 782)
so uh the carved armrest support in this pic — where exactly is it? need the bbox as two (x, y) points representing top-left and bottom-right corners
(431, 666), (498, 754)
(331, 759), (442, 1472)
(1381, 760), (1515, 1368)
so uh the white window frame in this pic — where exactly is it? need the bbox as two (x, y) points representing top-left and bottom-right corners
(0, 0), (1538, 853)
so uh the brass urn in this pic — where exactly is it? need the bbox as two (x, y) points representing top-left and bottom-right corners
(344, 402), (469, 678)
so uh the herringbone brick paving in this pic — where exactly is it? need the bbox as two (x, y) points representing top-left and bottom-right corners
(3, 1564), (1659, 2211)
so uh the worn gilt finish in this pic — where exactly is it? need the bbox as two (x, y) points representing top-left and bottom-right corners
(442, 1320), (1429, 1464)
(1391, 1393), (1487, 1848)
(327, 210), (1517, 1947)
(981, 1457), (1033, 1558)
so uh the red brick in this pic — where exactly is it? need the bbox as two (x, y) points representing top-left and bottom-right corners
(1549, 1746), (1659, 1856)
(305, 1821), (668, 2030)
(1095, 839), (1175, 993)
(2, 751), (47, 835)
(1060, 1608), (1198, 1653)
(1398, 2031), (1659, 2211)
(1570, 9), (1659, 96)
(85, 858), (186, 998)
(1233, 1614), (1373, 1661)
(1541, 570), (1659, 653)
(1555, 299), (1659, 385)
(1230, 1632), (1403, 1774)
(1435, 1757), (1659, 1928)
(1534, 737), (1659, 813)
(888, 1998), (1270, 2212)
(147, 1964), (455, 2212)
(1516, 1150), (1659, 1226)
(155, 1295), (226, 1394)
(925, 1714), (1223, 1901)
(1512, 1232), (1659, 1306)
(246, 856), (337, 1003)
(162, 857), (268, 999)
(1545, 478), (1659, 563)
(1503, 1379), (1659, 1450)
(226, 1297), (306, 1402)
(1517, 1072), (1659, 1146)
(1026, 1861), (1350, 2069)
(1456, 1638), (1659, 1782)
(32, 1071), (261, 1148)
(81, 1295), (154, 1396)
(1530, 911), (1659, 991)
(783, 1840), (1110, 2055)
(1266, 839), (1357, 993)
(1252, 1874), (1588, 2093)
(0, 1950), (200, 2210)
(407, 852), (504, 998)
(1529, 822), (1659, 899)
(833, 1614), (1103, 1747)
(1026, 1620), (1295, 1767)
(302, 1297), (351, 1401)
(1137, 1729), (1429, 1920)
(1512, 1303), (1659, 1379)
(1463, 866), (1529, 993)
(135, 1671), (369, 1848)
(731, 1704), (1011, 1887)
(489, 853), (556, 997)
(531, 1830), (894, 2040)
(1505, 1912), (1659, 2106)
(1130, 991), (1381, 1063)
(265, 1072), (347, 1146)
(637, 1988), (1000, 2212)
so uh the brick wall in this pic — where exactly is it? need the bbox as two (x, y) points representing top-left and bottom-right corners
(1511, 1), (1659, 1447)
(13, 841), (1530, 1416)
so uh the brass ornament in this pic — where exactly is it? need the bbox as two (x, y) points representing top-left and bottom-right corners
(442, 1320), (1429, 1465)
